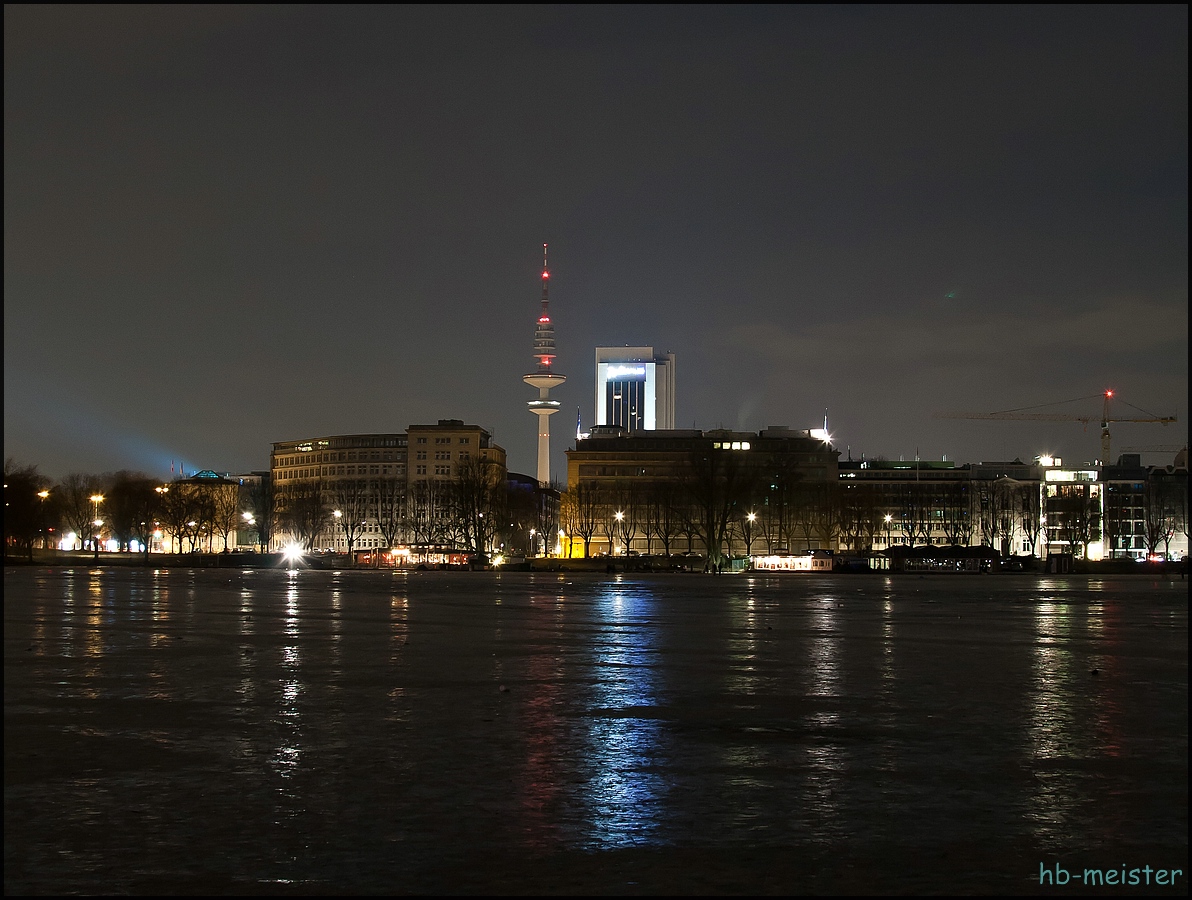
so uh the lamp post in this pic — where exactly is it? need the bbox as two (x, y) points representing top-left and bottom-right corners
(90, 494), (104, 557)
(743, 511), (757, 560)
(155, 486), (170, 552)
(614, 510), (625, 556)
(242, 512), (255, 554)
(884, 514), (893, 550)
(37, 490), (49, 549)
(529, 528), (536, 558)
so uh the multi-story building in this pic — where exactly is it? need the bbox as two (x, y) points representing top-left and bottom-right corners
(271, 432), (409, 554)
(594, 346), (676, 431)
(564, 424), (837, 560)
(270, 422), (513, 559)
(406, 421), (505, 481)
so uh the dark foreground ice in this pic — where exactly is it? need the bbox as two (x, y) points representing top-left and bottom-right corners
(4, 566), (1188, 895)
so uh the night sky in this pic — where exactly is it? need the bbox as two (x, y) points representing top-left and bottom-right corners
(5, 5), (1187, 481)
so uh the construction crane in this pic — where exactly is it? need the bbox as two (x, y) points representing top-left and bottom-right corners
(934, 390), (1177, 462)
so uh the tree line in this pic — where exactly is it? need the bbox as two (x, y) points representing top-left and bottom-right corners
(4, 456), (555, 565)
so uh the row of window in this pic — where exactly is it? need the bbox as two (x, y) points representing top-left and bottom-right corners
(276, 450), (400, 466)
(276, 465), (406, 480)
(413, 436), (472, 445)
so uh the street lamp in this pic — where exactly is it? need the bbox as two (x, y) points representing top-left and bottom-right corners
(614, 510), (625, 556)
(743, 511), (757, 559)
(37, 490), (49, 549)
(529, 528), (536, 557)
(154, 486), (170, 552)
(884, 514), (893, 549)
(90, 494), (104, 556)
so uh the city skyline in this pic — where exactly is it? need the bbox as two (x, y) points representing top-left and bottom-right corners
(5, 6), (1187, 481)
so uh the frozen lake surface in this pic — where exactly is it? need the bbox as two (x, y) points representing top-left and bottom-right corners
(4, 566), (1188, 894)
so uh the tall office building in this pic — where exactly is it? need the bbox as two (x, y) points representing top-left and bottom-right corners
(523, 245), (566, 485)
(594, 346), (675, 431)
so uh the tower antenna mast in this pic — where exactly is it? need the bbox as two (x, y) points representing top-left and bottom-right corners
(523, 244), (567, 486)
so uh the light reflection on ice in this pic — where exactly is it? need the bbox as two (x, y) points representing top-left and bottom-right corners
(579, 584), (668, 850)
(1026, 601), (1083, 846)
(272, 582), (304, 784)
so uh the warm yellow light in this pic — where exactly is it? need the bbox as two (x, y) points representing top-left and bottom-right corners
(90, 494), (104, 503)
(38, 490), (49, 499)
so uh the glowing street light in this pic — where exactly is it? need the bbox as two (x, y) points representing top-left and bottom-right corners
(90, 494), (104, 556)
(613, 510), (627, 556)
(37, 490), (49, 549)
(884, 513), (893, 549)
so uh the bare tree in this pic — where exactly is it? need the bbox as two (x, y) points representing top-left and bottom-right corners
(683, 444), (757, 569)
(329, 478), (371, 559)
(105, 471), (160, 555)
(158, 483), (203, 553)
(4, 458), (51, 561)
(241, 478), (275, 553)
(57, 473), (107, 551)
(811, 482), (843, 552)
(1019, 484), (1043, 557)
(558, 489), (579, 558)
(408, 478), (450, 548)
(455, 456), (505, 561)
(1142, 474), (1179, 558)
(373, 475), (407, 551)
(940, 481), (972, 546)
(209, 482), (242, 552)
(278, 480), (332, 551)
(572, 482), (601, 558)
(644, 479), (684, 558)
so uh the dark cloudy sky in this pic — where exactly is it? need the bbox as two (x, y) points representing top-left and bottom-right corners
(5, 5), (1188, 481)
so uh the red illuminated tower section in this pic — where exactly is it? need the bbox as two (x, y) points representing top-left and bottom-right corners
(523, 244), (566, 485)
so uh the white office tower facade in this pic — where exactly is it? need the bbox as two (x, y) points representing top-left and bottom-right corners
(595, 347), (676, 431)
(523, 246), (566, 485)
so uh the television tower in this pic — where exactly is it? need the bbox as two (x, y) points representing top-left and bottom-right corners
(523, 244), (566, 485)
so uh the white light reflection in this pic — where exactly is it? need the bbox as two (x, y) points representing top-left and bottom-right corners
(1026, 601), (1086, 846)
(270, 574), (304, 783)
(802, 596), (845, 836)
(580, 583), (668, 849)
(238, 583), (257, 705)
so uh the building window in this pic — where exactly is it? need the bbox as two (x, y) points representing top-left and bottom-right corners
(435, 465), (451, 475)
(416, 465), (427, 475)
(416, 451), (426, 460)
(459, 437), (470, 444)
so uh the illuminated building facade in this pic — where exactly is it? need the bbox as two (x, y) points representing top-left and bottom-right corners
(564, 425), (837, 559)
(594, 347), (675, 432)
(270, 423), (508, 556)
(406, 421), (506, 481)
